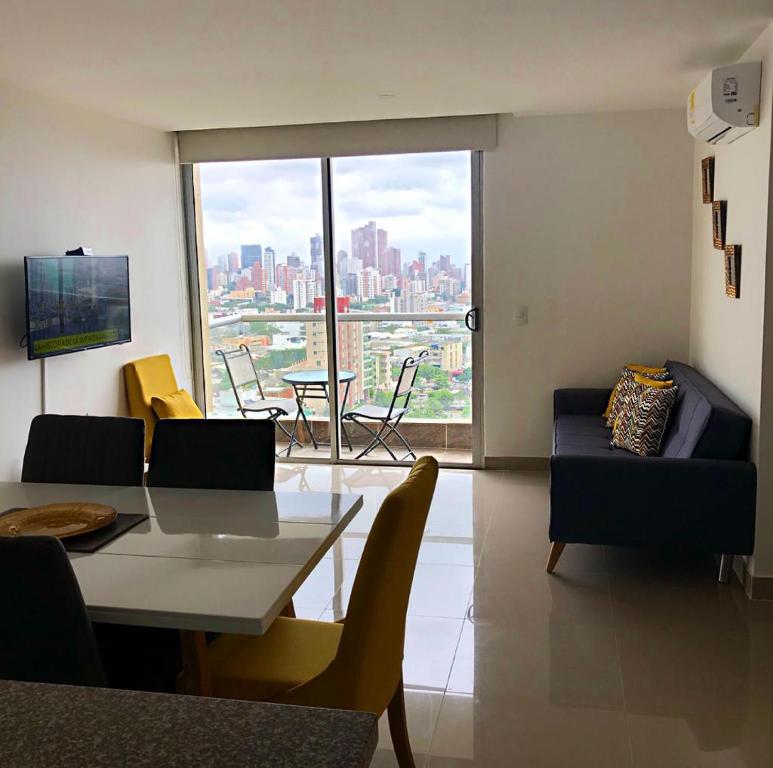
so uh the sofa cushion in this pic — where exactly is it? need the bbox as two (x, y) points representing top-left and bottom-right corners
(553, 415), (638, 459)
(611, 385), (679, 456)
(661, 361), (751, 460)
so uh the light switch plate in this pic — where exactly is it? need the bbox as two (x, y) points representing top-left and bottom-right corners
(514, 305), (529, 325)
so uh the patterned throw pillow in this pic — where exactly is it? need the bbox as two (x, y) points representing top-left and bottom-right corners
(611, 373), (673, 433)
(605, 367), (670, 428)
(612, 385), (679, 456)
(603, 364), (668, 420)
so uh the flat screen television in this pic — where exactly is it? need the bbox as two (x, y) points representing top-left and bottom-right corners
(24, 255), (131, 360)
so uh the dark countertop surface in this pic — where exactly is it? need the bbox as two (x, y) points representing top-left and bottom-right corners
(0, 680), (378, 768)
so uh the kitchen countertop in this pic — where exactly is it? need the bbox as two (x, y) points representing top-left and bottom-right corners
(0, 680), (378, 767)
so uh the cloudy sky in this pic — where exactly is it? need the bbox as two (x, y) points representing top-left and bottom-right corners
(199, 151), (471, 268)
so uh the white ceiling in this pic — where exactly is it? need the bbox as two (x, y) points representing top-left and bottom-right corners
(1, 1), (770, 131)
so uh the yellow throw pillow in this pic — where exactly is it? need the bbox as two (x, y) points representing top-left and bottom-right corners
(603, 364), (668, 418)
(632, 373), (673, 389)
(151, 389), (204, 419)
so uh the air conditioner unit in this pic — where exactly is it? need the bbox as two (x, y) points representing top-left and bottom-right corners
(687, 62), (761, 144)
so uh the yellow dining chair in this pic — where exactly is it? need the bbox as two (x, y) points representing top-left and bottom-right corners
(124, 354), (201, 459)
(183, 455), (439, 768)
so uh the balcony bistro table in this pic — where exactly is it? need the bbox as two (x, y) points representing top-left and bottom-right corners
(282, 369), (356, 453)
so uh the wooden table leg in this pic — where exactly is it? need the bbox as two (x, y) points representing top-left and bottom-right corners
(179, 630), (211, 697)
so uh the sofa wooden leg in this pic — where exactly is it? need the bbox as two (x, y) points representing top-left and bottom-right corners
(546, 542), (566, 574)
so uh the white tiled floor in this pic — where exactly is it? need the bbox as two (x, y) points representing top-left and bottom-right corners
(275, 463), (773, 767)
(278, 445), (473, 465)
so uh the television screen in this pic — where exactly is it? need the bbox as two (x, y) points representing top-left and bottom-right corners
(25, 255), (131, 360)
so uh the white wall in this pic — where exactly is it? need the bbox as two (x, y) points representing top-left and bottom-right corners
(483, 110), (693, 459)
(689, 23), (773, 578)
(0, 81), (189, 480)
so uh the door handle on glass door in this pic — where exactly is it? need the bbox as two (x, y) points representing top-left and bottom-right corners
(465, 307), (480, 332)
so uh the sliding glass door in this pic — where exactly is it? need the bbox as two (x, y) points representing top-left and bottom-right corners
(331, 152), (475, 464)
(187, 151), (481, 466)
(194, 159), (332, 459)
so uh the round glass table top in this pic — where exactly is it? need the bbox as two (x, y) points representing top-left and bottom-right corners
(282, 369), (356, 385)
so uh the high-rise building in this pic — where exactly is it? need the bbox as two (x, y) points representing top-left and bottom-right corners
(437, 254), (452, 273)
(275, 264), (299, 292)
(292, 278), (316, 309)
(206, 265), (222, 291)
(429, 339), (464, 372)
(241, 244), (262, 270)
(357, 267), (380, 300)
(342, 273), (359, 297)
(437, 276), (460, 298)
(217, 254), (228, 271)
(390, 287), (429, 313)
(464, 262), (472, 291)
(310, 234), (323, 273)
(263, 247), (276, 288)
(380, 245), (401, 277)
(351, 221), (379, 270)
(287, 253), (301, 269)
(270, 288), (288, 306)
(227, 252), (240, 273)
(380, 274), (398, 292)
(250, 263), (268, 293)
(377, 228), (387, 269)
(372, 349), (394, 390)
(308, 296), (366, 402)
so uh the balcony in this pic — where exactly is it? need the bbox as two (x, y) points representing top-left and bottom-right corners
(205, 310), (473, 464)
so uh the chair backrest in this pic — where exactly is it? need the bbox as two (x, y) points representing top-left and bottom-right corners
(283, 456), (439, 713)
(147, 418), (275, 491)
(123, 354), (180, 458)
(0, 536), (106, 686)
(21, 414), (145, 486)
(217, 345), (265, 414)
(387, 350), (429, 417)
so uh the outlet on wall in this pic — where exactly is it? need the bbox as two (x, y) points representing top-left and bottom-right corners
(514, 305), (529, 325)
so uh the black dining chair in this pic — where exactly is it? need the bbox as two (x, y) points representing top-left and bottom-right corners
(21, 414), (145, 486)
(147, 419), (275, 491)
(147, 418), (292, 635)
(0, 536), (106, 686)
(21, 415), (181, 692)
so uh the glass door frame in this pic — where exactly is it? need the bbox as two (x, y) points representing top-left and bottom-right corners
(181, 151), (484, 469)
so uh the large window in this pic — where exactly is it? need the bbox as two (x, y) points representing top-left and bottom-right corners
(193, 151), (475, 463)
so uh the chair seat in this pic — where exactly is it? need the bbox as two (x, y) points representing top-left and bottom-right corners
(345, 404), (407, 421)
(208, 617), (342, 702)
(243, 398), (298, 416)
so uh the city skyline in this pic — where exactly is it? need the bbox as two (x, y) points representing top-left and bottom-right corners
(199, 151), (471, 268)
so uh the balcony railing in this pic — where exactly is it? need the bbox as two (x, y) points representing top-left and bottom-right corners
(209, 311), (468, 327)
(205, 310), (472, 452)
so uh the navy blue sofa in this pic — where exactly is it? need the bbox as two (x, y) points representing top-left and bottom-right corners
(548, 360), (756, 581)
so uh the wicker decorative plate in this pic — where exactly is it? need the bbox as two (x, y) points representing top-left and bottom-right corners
(0, 503), (117, 539)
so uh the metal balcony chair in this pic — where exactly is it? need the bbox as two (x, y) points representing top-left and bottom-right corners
(342, 350), (429, 461)
(217, 344), (301, 457)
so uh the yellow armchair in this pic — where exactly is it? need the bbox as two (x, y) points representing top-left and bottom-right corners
(123, 354), (181, 459)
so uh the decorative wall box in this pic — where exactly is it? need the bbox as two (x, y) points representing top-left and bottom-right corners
(701, 157), (714, 204)
(725, 245), (741, 299)
(712, 201), (727, 250)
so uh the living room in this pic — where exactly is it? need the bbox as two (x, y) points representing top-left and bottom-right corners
(1, 3), (773, 766)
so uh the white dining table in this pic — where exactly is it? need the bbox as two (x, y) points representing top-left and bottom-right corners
(0, 481), (363, 636)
